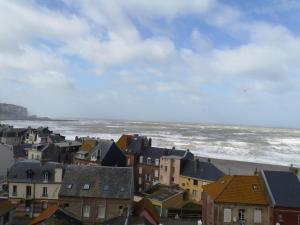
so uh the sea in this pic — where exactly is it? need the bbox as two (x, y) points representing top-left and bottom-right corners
(3, 119), (300, 167)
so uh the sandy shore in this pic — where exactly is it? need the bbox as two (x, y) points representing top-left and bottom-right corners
(197, 156), (297, 177)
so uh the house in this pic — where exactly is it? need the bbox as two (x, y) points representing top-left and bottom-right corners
(137, 147), (193, 193)
(7, 160), (63, 217)
(202, 175), (270, 225)
(261, 170), (300, 225)
(13, 144), (32, 161)
(29, 205), (82, 225)
(73, 139), (126, 167)
(59, 165), (133, 225)
(24, 127), (52, 144)
(146, 186), (185, 218)
(0, 127), (27, 146)
(31, 141), (82, 164)
(179, 159), (224, 202)
(0, 201), (15, 225)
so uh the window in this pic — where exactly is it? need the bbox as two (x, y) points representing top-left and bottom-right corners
(67, 184), (73, 189)
(202, 181), (207, 186)
(298, 215), (300, 225)
(193, 180), (198, 185)
(252, 184), (258, 192)
(192, 190), (197, 197)
(98, 205), (106, 219)
(119, 205), (124, 216)
(239, 209), (245, 221)
(3, 212), (9, 224)
(103, 185), (109, 191)
(182, 183), (185, 187)
(42, 201), (48, 209)
(224, 208), (232, 223)
(127, 158), (131, 166)
(26, 186), (32, 197)
(155, 170), (159, 177)
(83, 205), (90, 217)
(26, 170), (33, 179)
(83, 184), (90, 190)
(42, 187), (48, 197)
(171, 177), (175, 182)
(164, 166), (167, 172)
(155, 159), (159, 166)
(139, 156), (143, 163)
(138, 177), (142, 184)
(12, 185), (17, 196)
(139, 167), (143, 174)
(43, 172), (49, 183)
(254, 209), (262, 223)
(147, 157), (151, 164)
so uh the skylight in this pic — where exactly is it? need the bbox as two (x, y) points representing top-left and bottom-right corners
(67, 184), (73, 189)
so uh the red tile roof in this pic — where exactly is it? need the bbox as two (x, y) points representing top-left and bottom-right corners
(29, 205), (58, 225)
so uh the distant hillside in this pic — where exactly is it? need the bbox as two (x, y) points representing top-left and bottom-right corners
(0, 103), (28, 119)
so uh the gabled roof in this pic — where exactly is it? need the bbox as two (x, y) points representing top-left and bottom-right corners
(89, 139), (115, 161)
(80, 139), (97, 152)
(262, 170), (300, 208)
(203, 175), (268, 205)
(7, 160), (62, 183)
(180, 160), (224, 181)
(29, 205), (82, 225)
(59, 165), (133, 199)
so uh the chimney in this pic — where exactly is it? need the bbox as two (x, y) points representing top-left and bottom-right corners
(54, 167), (63, 183)
(172, 146), (175, 150)
(148, 138), (152, 147)
(289, 164), (299, 175)
(207, 158), (211, 164)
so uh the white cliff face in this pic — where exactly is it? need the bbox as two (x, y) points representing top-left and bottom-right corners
(0, 103), (28, 119)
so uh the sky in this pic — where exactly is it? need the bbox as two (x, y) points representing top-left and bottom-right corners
(1, 0), (300, 128)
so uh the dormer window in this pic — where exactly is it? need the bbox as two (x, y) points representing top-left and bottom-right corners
(155, 159), (159, 166)
(43, 171), (49, 183)
(67, 184), (73, 189)
(147, 157), (151, 164)
(252, 184), (258, 192)
(83, 184), (90, 190)
(26, 169), (34, 179)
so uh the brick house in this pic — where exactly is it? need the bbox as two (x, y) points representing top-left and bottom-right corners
(202, 175), (270, 225)
(59, 165), (133, 225)
(261, 170), (300, 225)
(7, 160), (63, 218)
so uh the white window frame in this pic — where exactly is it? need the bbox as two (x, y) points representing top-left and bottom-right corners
(155, 159), (159, 166)
(83, 205), (90, 218)
(98, 205), (106, 219)
(154, 170), (159, 177)
(139, 156), (143, 163)
(254, 209), (262, 224)
(224, 208), (232, 223)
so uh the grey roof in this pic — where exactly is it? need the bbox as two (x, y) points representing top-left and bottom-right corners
(55, 141), (82, 148)
(148, 187), (184, 202)
(180, 160), (224, 181)
(13, 144), (32, 158)
(124, 135), (147, 154)
(7, 160), (62, 183)
(140, 147), (193, 163)
(89, 139), (114, 161)
(262, 170), (300, 208)
(59, 165), (133, 199)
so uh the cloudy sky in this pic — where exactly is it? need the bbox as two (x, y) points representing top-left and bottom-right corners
(1, 0), (300, 127)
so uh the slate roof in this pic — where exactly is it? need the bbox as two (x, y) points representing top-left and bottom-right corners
(262, 170), (300, 208)
(180, 159), (224, 181)
(13, 144), (32, 158)
(55, 141), (82, 148)
(140, 147), (193, 163)
(203, 175), (268, 205)
(59, 165), (133, 199)
(118, 134), (148, 155)
(7, 160), (63, 183)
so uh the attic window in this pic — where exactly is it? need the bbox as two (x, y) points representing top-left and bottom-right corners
(252, 184), (258, 192)
(67, 184), (73, 189)
(103, 185), (109, 191)
(83, 184), (90, 190)
(26, 169), (34, 179)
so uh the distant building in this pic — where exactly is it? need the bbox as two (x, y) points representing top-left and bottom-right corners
(261, 170), (300, 225)
(59, 165), (133, 225)
(74, 139), (126, 167)
(7, 160), (63, 217)
(179, 159), (224, 202)
(0, 127), (27, 146)
(28, 205), (82, 225)
(0, 201), (16, 225)
(202, 175), (270, 225)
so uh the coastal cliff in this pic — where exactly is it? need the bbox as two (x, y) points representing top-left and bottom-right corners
(0, 103), (28, 119)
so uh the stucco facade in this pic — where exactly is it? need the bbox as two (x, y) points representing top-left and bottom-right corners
(159, 156), (181, 186)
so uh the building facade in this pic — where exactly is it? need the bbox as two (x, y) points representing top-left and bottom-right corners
(59, 165), (133, 225)
(7, 160), (63, 217)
